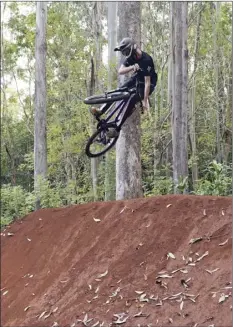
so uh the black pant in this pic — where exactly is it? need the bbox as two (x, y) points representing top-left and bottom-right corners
(101, 75), (156, 127)
(119, 77), (155, 126)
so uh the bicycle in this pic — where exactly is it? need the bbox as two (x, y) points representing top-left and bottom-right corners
(84, 75), (143, 158)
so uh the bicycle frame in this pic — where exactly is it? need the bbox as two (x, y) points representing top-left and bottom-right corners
(95, 92), (136, 131)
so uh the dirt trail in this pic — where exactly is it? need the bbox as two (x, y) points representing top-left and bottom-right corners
(1, 195), (232, 327)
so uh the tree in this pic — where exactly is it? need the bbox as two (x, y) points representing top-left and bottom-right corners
(171, 2), (188, 193)
(115, 1), (143, 200)
(105, 1), (117, 201)
(189, 3), (203, 188)
(34, 1), (47, 209)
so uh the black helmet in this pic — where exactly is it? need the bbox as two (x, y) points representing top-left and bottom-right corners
(114, 37), (135, 58)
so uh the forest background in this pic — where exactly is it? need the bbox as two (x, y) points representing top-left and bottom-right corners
(1, 1), (232, 226)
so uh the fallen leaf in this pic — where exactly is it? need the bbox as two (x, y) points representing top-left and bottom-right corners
(77, 313), (93, 326)
(24, 306), (30, 312)
(219, 293), (228, 303)
(113, 313), (129, 324)
(180, 301), (184, 310)
(92, 321), (100, 327)
(27, 238), (32, 242)
(167, 252), (176, 259)
(156, 274), (173, 279)
(134, 311), (142, 317)
(7, 232), (14, 236)
(203, 209), (207, 216)
(109, 287), (121, 298)
(180, 269), (188, 274)
(44, 312), (52, 319)
(158, 270), (168, 274)
(189, 237), (203, 244)
(181, 279), (189, 288)
(205, 268), (220, 274)
(120, 206), (127, 214)
(3, 290), (8, 296)
(135, 291), (144, 295)
(168, 318), (173, 323)
(171, 268), (182, 274)
(150, 295), (158, 301)
(53, 307), (58, 313)
(38, 311), (47, 320)
(168, 292), (182, 300)
(166, 204), (172, 208)
(97, 270), (108, 278)
(51, 323), (59, 327)
(139, 293), (149, 302)
(196, 251), (209, 261)
(219, 239), (228, 246)
(221, 209), (225, 216)
(88, 284), (92, 290)
(93, 217), (101, 222)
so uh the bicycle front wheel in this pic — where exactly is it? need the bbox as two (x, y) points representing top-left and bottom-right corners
(84, 91), (130, 105)
(85, 128), (119, 158)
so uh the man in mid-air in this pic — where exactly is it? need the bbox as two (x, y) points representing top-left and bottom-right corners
(91, 37), (157, 137)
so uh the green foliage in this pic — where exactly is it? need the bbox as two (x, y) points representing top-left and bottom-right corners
(1, 2), (232, 228)
(194, 161), (232, 196)
(1, 184), (35, 227)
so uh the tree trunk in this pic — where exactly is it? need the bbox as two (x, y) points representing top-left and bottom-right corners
(190, 4), (202, 188)
(172, 2), (188, 193)
(34, 2), (47, 209)
(89, 57), (98, 201)
(214, 2), (224, 163)
(105, 1), (117, 201)
(116, 1), (142, 200)
(90, 1), (103, 201)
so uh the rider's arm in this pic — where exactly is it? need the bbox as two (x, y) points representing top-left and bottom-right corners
(118, 64), (137, 75)
(143, 75), (151, 107)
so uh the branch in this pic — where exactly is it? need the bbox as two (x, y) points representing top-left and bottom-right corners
(12, 71), (33, 136)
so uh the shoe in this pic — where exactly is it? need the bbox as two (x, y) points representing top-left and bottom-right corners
(90, 106), (102, 117)
(106, 128), (119, 138)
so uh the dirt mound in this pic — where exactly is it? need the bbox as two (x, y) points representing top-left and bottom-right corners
(1, 195), (232, 327)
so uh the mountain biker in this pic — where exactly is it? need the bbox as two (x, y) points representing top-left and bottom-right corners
(90, 37), (157, 137)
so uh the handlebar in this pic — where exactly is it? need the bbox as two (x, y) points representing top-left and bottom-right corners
(104, 67), (145, 97)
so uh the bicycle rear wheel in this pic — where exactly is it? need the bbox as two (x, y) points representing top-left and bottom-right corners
(85, 128), (119, 158)
(84, 91), (130, 105)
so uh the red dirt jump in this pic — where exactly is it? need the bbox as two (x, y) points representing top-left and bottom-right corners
(1, 195), (232, 327)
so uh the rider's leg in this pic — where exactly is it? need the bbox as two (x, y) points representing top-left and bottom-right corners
(118, 93), (140, 127)
(118, 83), (156, 126)
(90, 102), (112, 117)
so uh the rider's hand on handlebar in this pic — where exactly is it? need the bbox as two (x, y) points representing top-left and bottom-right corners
(132, 64), (140, 72)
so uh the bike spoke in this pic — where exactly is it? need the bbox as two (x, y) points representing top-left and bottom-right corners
(86, 129), (118, 157)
